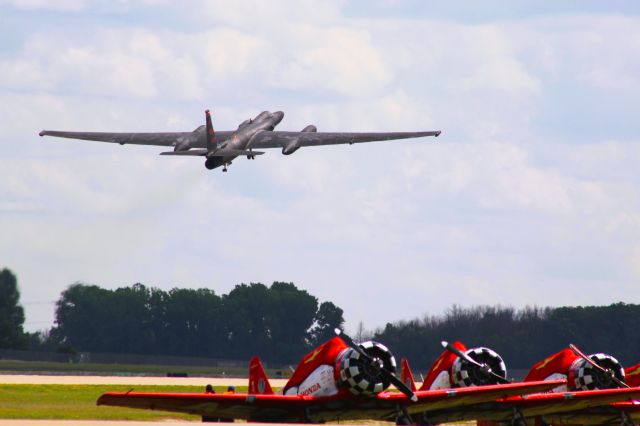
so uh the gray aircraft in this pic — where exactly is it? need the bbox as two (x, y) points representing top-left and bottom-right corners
(40, 110), (441, 172)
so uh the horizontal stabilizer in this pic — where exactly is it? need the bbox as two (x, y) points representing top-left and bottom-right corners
(160, 149), (265, 157)
(207, 149), (265, 157)
(215, 149), (264, 157)
(160, 149), (208, 156)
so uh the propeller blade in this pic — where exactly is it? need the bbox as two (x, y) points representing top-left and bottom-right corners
(441, 341), (509, 384)
(384, 368), (419, 402)
(569, 344), (606, 372)
(613, 377), (628, 388)
(441, 341), (482, 368)
(334, 329), (418, 402)
(334, 328), (371, 360)
(569, 344), (629, 388)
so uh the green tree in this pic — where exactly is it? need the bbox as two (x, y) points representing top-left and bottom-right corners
(53, 283), (112, 352)
(51, 280), (346, 364)
(107, 283), (157, 354)
(0, 268), (27, 349)
(223, 283), (272, 359)
(309, 301), (344, 347)
(374, 303), (640, 372)
(267, 282), (318, 362)
(160, 288), (223, 357)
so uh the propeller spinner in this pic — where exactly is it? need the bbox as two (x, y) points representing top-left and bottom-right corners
(569, 343), (628, 389)
(335, 329), (418, 402)
(441, 341), (510, 385)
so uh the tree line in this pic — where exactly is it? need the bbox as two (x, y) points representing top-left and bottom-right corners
(49, 281), (344, 364)
(0, 268), (27, 350)
(1, 268), (345, 363)
(3, 267), (640, 368)
(374, 303), (640, 370)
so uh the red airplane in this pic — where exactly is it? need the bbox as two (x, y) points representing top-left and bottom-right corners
(399, 342), (640, 426)
(97, 331), (560, 423)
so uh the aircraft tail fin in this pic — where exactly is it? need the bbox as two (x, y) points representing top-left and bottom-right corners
(420, 341), (467, 390)
(248, 356), (274, 395)
(400, 358), (417, 392)
(205, 109), (217, 151)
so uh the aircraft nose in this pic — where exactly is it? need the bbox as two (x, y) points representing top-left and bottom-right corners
(272, 111), (284, 124)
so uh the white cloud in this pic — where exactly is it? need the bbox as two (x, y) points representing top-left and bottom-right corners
(2, 4), (640, 332)
(0, 58), (50, 91)
(197, 0), (344, 28)
(0, 0), (86, 11)
(273, 27), (392, 96)
(460, 59), (541, 94)
(455, 25), (541, 94)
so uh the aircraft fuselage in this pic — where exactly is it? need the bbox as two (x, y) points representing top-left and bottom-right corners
(204, 110), (284, 170)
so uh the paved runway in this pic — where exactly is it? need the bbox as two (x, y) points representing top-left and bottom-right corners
(0, 373), (288, 387)
(0, 422), (230, 426)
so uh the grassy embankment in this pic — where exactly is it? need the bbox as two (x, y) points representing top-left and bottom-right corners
(0, 384), (248, 420)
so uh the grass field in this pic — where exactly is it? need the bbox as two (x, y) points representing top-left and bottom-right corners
(0, 383), (478, 425)
(0, 384), (248, 420)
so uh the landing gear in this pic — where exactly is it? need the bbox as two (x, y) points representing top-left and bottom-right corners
(247, 149), (255, 160)
(511, 408), (527, 426)
(223, 164), (228, 172)
(620, 411), (634, 426)
(395, 406), (414, 425)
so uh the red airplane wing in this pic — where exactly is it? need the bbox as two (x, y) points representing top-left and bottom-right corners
(384, 379), (563, 417)
(98, 392), (314, 422)
(97, 380), (561, 423)
(416, 386), (640, 424)
(538, 400), (640, 426)
(507, 387), (640, 417)
(612, 401), (640, 411)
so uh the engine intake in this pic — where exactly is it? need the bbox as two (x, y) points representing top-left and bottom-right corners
(282, 125), (316, 155)
(452, 347), (507, 387)
(282, 139), (300, 155)
(570, 353), (625, 390)
(339, 341), (396, 396)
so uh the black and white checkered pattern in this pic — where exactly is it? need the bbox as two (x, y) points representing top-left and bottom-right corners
(339, 341), (397, 396)
(452, 347), (507, 387)
(573, 353), (625, 391)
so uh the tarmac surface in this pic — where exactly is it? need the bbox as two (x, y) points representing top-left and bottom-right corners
(0, 374), (289, 387)
(0, 420), (226, 426)
(0, 422), (228, 426)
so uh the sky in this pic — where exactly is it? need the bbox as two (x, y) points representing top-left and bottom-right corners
(1, 1), (639, 334)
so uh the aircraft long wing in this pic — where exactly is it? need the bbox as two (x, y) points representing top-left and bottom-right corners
(39, 131), (191, 146)
(249, 130), (441, 149)
(38, 130), (235, 146)
(97, 380), (559, 423)
(39, 130), (439, 148)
